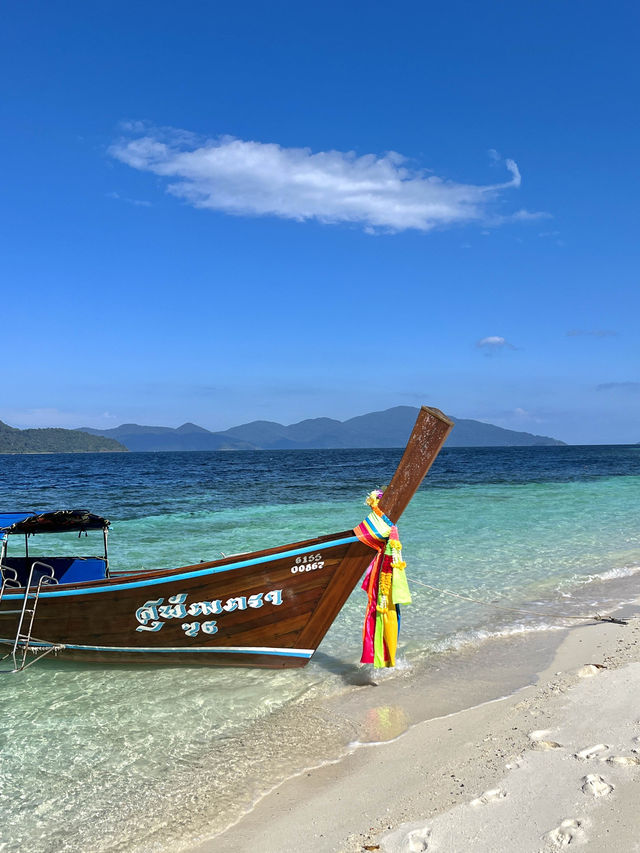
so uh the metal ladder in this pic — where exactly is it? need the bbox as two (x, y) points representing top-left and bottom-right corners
(0, 561), (65, 673)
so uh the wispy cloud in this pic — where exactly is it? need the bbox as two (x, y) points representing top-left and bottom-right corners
(484, 406), (546, 425)
(512, 406), (544, 423)
(476, 335), (517, 355)
(106, 191), (152, 208)
(509, 209), (550, 221)
(538, 229), (564, 246)
(567, 329), (618, 338)
(487, 208), (552, 229)
(596, 382), (640, 393)
(108, 125), (544, 233)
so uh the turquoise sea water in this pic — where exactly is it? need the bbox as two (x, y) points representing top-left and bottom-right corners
(0, 446), (639, 851)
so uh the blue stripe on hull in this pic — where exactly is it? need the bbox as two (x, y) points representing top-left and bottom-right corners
(0, 535), (359, 600)
(8, 641), (314, 658)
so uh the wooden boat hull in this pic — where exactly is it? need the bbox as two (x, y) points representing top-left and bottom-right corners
(0, 531), (375, 667)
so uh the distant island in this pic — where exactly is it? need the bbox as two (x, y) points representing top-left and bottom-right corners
(79, 406), (566, 451)
(0, 421), (126, 454)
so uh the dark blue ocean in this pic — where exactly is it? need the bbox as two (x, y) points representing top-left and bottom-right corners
(0, 445), (639, 852)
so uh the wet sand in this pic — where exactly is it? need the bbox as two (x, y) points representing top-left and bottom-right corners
(189, 602), (640, 853)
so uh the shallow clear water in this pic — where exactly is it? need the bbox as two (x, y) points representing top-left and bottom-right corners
(0, 446), (639, 851)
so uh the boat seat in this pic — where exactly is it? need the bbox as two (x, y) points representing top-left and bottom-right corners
(1, 556), (107, 586)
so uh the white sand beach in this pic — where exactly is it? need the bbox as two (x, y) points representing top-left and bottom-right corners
(191, 607), (640, 853)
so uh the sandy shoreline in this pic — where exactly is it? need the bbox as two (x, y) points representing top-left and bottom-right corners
(189, 604), (640, 853)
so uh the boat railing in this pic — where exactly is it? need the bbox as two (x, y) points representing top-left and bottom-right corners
(0, 561), (65, 673)
(0, 564), (21, 595)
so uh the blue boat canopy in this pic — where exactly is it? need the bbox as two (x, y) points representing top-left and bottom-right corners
(0, 513), (35, 535)
(0, 510), (110, 538)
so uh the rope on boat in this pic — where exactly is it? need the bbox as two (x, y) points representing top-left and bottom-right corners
(409, 577), (631, 625)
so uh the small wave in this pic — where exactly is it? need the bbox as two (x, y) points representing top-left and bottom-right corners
(589, 563), (640, 581)
(425, 620), (565, 657)
(559, 563), (640, 590)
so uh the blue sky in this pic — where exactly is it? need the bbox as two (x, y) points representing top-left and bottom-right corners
(1, 1), (638, 443)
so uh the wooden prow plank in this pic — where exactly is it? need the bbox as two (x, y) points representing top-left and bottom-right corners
(297, 406), (453, 652)
(377, 406), (454, 523)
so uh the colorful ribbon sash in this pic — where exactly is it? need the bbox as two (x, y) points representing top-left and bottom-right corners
(353, 490), (412, 668)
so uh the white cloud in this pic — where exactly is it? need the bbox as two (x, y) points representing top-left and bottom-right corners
(478, 335), (506, 346)
(108, 126), (540, 233)
(476, 336), (517, 354)
(513, 407), (544, 423)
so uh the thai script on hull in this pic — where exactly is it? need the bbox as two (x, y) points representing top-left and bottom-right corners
(135, 589), (284, 636)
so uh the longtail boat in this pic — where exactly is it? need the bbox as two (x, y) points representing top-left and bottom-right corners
(0, 406), (453, 672)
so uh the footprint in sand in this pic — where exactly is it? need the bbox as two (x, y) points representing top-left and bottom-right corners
(529, 729), (552, 740)
(575, 744), (609, 760)
(581, 774), (613, 797)
(545, 818), (584, 847)
(606, 755), (640, 766)
(403, 826), (431, 852)
(529, 730), (563, 750)
(382, 821), (431, 852)
(470, 787), (506, 806)
(576, 664), (606, 678)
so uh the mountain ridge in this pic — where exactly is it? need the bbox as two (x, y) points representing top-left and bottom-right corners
(80, 406), (566, 451)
